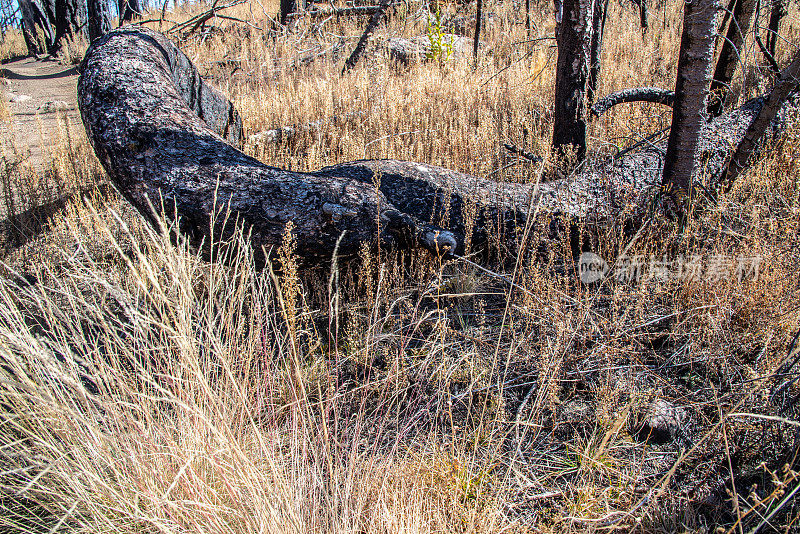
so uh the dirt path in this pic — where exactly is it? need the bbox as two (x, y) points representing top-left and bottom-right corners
(1, 57), (83, 169)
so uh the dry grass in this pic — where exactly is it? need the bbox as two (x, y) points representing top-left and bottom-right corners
(0, 0), (799, 531)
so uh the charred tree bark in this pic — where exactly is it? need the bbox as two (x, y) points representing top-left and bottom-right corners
(280, 0), (299, 24)
(80, 27), (461, 264)
(474, 0), (482, 59)
(78, 27), (796, 266)
(590, 87), (675, 117)
(18, 0), (54, 55)
(49, 0), (88, 55)
(552, 0), (594, 163)
(342, 0), (392, 74)
(708, 0), (757, 117)
(87, 0), (111, 41)
(118, 0), (142, 25)
(765, 0), (785, 58)
(587, 0), (608, 106)
(661, 0), (718, 207)
(721, 48), (800, 191)
(638, 0), (647, 30)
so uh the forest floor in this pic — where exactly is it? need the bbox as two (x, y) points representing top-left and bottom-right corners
(0, 56), (81, 170)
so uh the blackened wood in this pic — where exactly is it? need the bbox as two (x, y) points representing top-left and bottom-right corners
(77, 27), (797, 266)
(280, 0), (298, 24)
(87, 0), (111, 41)
(552, 0), (594, 162)
(48, 0), (87, 54)
(721, 49), (800, 191)
(19, 0), (54, 55)
(79, 27), (460, 264)
(765, 0), (785, 57)
(118, 0), (141, 24)
(661, 0), (718, 203)
(590, 87), (675, 117)
(474, 0), (482, 59)
(342, 0), (392, 74)
(708, 0), (757, 116)
(587, 0), (608, 106)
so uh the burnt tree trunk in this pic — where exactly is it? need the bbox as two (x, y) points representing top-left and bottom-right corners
(342, 0), (392, 74)
(280, 0), (299, 24)
(765, 0), (785, 58)
(78, 27), (796, 266)
(118, 0), (142, 25)
(87, 0), (111, 41)
(18, 0), (54, 55)
(721, 48), (800, 190)
(49, 0), (88, 55)
(474, 0), (482, 59)
(661, 0), (718, 207)
(708, 0), (757, 117)
(552, 0), (594, 163)
(587, 0), (608, 106)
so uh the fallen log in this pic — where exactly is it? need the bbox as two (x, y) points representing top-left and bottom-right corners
(77, 27), (795, 265)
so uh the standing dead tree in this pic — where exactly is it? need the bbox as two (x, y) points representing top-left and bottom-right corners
(280, 0), (301, 24)
(765, 0), (785, 59)
(118, 0), (142, 24)
(19, 0), (54, 55)
(87, 0), (111, 41)
(720, 47), (800, 191)
(552, 0), (595, 163)
(708, 0), (757, 117)
(78, 27), (798, 265)
(587, 0), (609, 106)
(49, 0), (88, 54)
(661, 0), (719, 209)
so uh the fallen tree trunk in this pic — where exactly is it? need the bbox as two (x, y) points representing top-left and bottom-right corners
(77, 27), (796, 265)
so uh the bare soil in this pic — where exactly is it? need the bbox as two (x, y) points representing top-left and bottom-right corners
(0, 56), (82, 169)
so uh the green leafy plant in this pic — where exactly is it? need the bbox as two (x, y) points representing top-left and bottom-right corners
(426, 10), (453, 62)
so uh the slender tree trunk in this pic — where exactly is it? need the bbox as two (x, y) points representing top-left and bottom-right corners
(525, 0), (531, 35)
(766, 0), (785, 57)
(48, 0), (88, 55)
(708, 0), (757, 116)
(587, 0), (608, 107)
(721, 47), (800, 190)
(87, 0), (111, 41)
(342, 0), (392, 74)
(18, 0), (54, 55)
(638, 0), (648, 30)
(280, 0), (298, 24)
(662, 0), (719, 207)
(474, 0), (482, 59)
(118, 0), (142, 25)
(552, 0), (594, 162)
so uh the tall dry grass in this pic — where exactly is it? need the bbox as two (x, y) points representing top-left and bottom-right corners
(0, 0), (798, 531)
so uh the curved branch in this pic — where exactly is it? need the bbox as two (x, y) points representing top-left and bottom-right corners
(590, 87), (675, 117)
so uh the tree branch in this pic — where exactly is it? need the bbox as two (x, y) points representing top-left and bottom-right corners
(590, 87), (675, 117)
